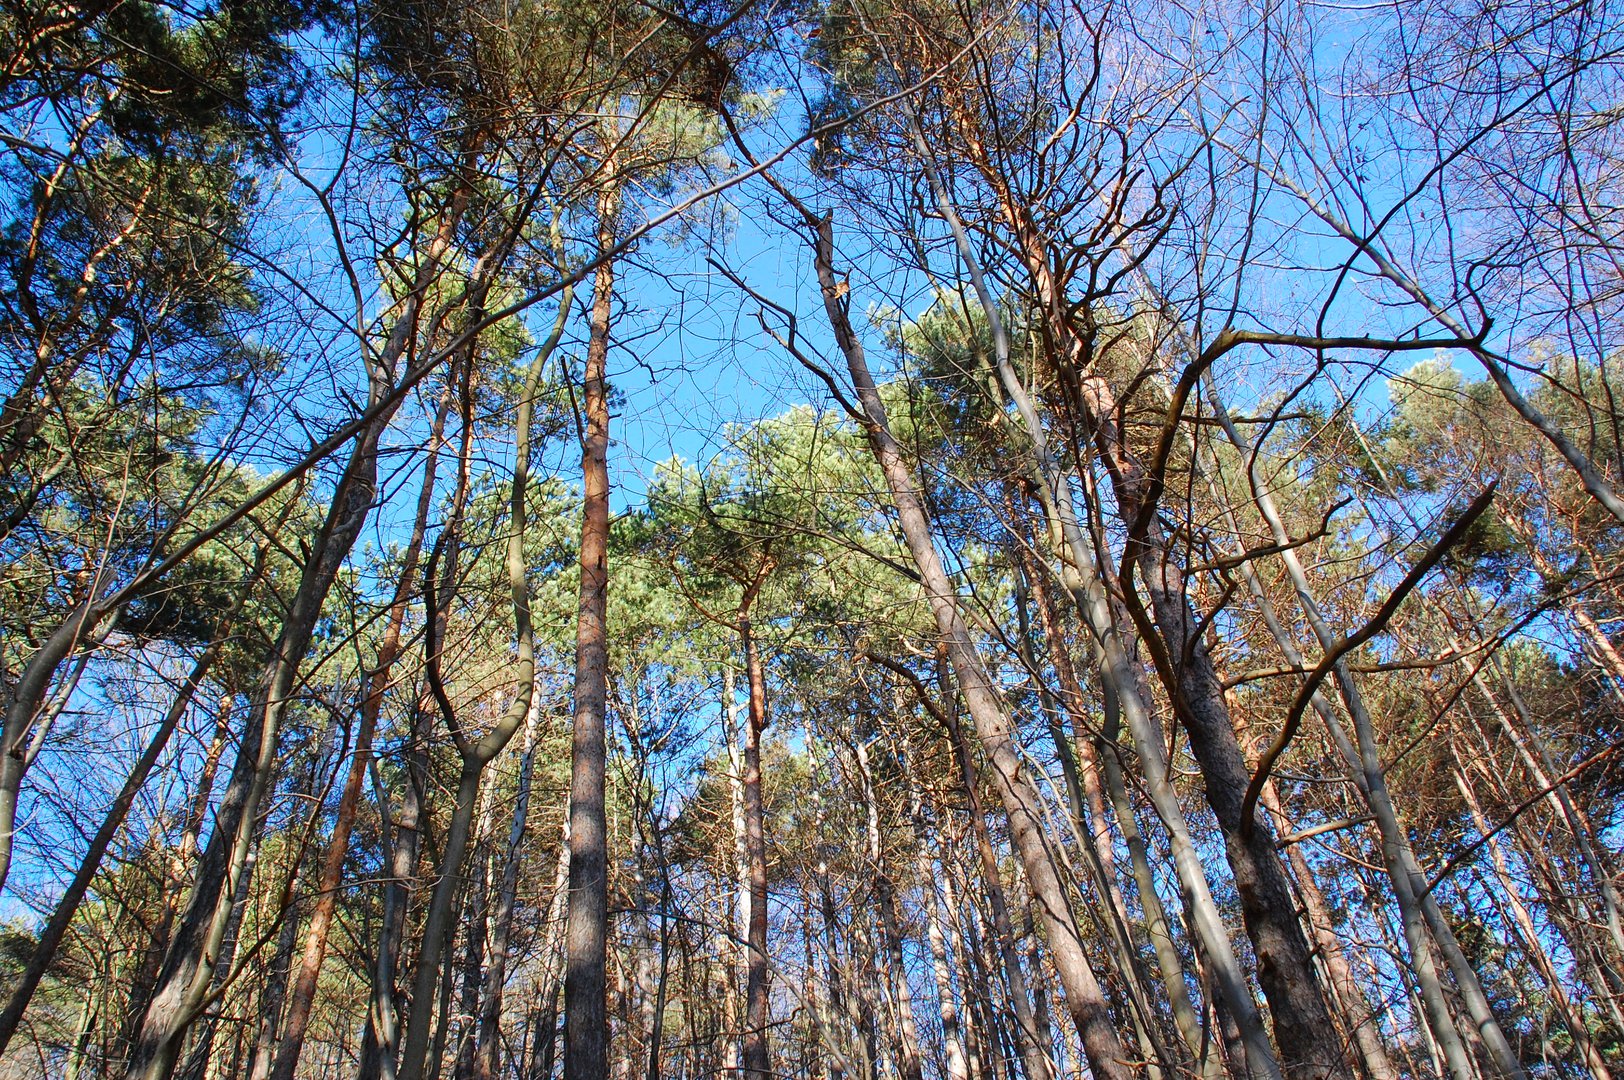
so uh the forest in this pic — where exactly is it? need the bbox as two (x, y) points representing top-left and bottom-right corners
(1, 0), (1622, 1079)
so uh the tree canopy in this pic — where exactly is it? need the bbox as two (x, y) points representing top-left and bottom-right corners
(2, 2), (1624, 1080)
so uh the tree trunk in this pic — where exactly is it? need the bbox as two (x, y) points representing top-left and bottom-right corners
(1097, 707), (1224, 1080)
(740, 613), (772, 1080)
(122, 462), (370, 1080)
(1478, 647), (1624, 967)
(816, 816), (849, 1080)
(916, 821), (971, 1080)
(808, 212), (1132, 1080)
(1202, 380), (1517, 1080)
(1018, 418), (1280, 1080)
(245, 867), (307, 1080)
(398, 763), (485, 1080)
(362, 684), (433, 1080)
(0, 594), (111, 893)
(119, 153), (478, 1080)
(428, 909), (462, 1080)
(272, 376), (452, 1080)
(1452, 756), (1610, 1079)
(453, 783), (497, 1080)
(526, 825), (571, 1080)
(854, 738), (923, 1080)
(474, 695), (543, 1080)
(1267, 785), (1400, 1080)
(1014, 537), (1193, 1080)
(0, 546), (263, 1056)
(270, 640), (395, 1080)
(908, 134), (1290, 1078)
(941, 686), (1053, 1080)
(563, 173), (619, 1080)
(941, 860), (987, 1080)
(1127, 529), (1340, 1080)
(724, 666), (748, 1077)
(933, 111), (1336, 1071)
(402, 213), (557, 1080)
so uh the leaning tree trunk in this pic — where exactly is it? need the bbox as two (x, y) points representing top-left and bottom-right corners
(1113, 477), (1351, 1080)
(1259, 766), (1400, 1080)
(937, 676), (1054, 1080)
(122, 414), (390, 1080)
(1017, 539), (1215, 1080)
(904, 123), (1290, 1079)
(806, 212), (1133, 1080)
(852, 737), (923, 1080)
(911, 788), (971, 1080)
(1009, 539), (1180, 1080)
(932, 100), (1343, 1072)
(0, 544), (266, 1057)
(122, 158), (484, 1080)
(1452, 754), (1611, 1080)
(399, 297), (553, 1080)
(117, 690), (234, 1068)
(1187, 422), (1405, 1080)
(269, 380), (454, 1080)
(0, 596), (106, 894)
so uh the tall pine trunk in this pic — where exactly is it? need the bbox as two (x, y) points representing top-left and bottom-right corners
(563, 173), (619, 1080)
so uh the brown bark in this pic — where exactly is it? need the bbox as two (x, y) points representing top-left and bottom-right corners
(1260, 759), (1401, 1080)
(124, 414), (389, 1080)
(942, 685), (1054, 1080)
(932, 104), (1341, 1072)
(915, 812), (970, 1080)
(1060, 365), (1346, 1080)
(563, 174), (619, 1080)
(1012, 536), (1184, 1080)
(816, 843), (850, 1080)
(1128, 529), (1350, 1080)
(122, 143), (486, 1080)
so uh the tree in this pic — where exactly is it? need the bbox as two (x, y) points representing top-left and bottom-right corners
(8, 1), (1624, 1078)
